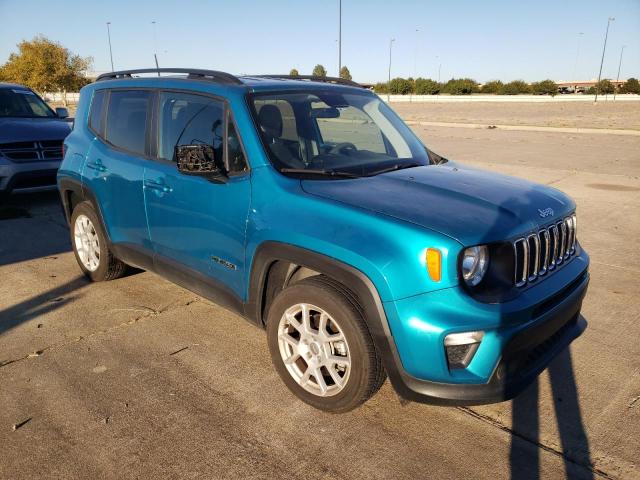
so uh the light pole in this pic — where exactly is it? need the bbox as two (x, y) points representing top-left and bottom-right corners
(594, 17), (615, 103)
(614, 45), (626, 100)
(572, 32), (584, 84)
(413, 28), (419, 78)
(436, 56), (441, 83)
(338, 0), (342, 76)
(387, 38), (395, 102)
(106, 22), (114, 72)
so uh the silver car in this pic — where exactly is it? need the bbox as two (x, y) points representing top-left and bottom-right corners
(0, 83), (72, 197)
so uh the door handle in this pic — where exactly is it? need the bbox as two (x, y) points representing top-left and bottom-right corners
(144, 180), (172, 193)
(86, 159), (107, 172)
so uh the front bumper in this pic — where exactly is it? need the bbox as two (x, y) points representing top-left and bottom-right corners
(381, 248), (589, 405)
(0, 159), (61, 193)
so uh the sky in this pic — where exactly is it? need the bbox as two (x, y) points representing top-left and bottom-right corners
(0, 0), (638, 84)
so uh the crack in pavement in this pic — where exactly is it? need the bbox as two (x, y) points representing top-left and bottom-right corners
(0, 298), (199, 369)
(546, 171), (577, 186)
(0, 291), (621, 478)
(457, 407), (616, 480)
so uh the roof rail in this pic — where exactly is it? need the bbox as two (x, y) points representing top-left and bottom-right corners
(252, 75), (364, 88)
(96, 68), (242, 85)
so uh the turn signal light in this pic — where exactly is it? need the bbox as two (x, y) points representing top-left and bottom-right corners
(426, 248), (442, 282)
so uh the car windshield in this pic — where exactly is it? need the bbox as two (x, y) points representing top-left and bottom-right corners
(0, 88), (55, 118)
(250, 90), (431, 177)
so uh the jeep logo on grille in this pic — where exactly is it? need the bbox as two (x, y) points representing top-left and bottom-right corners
(538, 207), (554, 218)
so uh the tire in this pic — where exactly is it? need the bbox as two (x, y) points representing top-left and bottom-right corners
(70, 201), (127, 282)
(266, 275), (386, 412)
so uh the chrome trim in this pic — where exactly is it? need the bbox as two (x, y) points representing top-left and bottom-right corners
(514, 238), (528, 287)
(512, 214), (577, 288)
(528, 233), (540, 281)
(539, 229), (550, 275)
(558, 221), (566, 263)
(564, 217), (572, 259)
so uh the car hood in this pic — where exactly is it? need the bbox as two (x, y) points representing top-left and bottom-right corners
(301, 163), (575, 245)
(0, 117), (72, 143)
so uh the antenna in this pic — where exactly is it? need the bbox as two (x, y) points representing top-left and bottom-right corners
(152, 21), (160, 76)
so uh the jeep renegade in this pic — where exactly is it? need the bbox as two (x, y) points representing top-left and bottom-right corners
(57, 69), (589, 412)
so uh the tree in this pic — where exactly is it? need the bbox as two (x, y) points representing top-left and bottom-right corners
(388, 77), (413, 95)
(414, 78), (440, 95)
(531, 79), (558, 96)
(289, 68), (299, 76)
(499, 80), (531, 95)
(441, 78), (479, 95)
(595, 79), (614, 95)
(0, 36), (92, 93)
(480, 80), (503, 94)
(621, 77), (640, 94)
(312, 64), (327, 78)
(373, 82), (389, 94)
(339, 66), (352, 81)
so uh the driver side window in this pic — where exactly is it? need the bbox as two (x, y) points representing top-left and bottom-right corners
(158, 92), (223, 162)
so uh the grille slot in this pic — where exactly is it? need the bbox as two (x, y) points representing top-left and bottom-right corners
(513, 214), (577, 287)
(0, 140), (63, 162)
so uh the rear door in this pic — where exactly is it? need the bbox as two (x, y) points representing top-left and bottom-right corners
(143, 90), (251, 300)
(83, 89), (153, 260)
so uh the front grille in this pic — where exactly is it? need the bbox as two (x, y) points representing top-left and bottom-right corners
(513, 214), (577, 287)
(0, 140), (63, 162)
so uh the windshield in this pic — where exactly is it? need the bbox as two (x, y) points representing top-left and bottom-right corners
(250, 90), (431, 177)
(0, 88), (55, 118)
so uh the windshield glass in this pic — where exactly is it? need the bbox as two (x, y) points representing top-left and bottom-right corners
(0, 88), (55, 118)
(250, 90), (430, 176)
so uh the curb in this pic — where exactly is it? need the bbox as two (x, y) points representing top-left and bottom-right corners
(405, 120), (640, 137)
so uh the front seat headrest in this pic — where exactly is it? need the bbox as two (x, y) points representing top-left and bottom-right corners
(258, 104), (283, 140)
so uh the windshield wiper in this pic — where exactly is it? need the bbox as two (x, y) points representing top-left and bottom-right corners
(366, 163), (423, 176)
(280, 168), (361, 178)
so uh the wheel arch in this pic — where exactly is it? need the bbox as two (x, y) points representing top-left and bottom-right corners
(58, 178), (110, 241)
(245, 242), (402, 373)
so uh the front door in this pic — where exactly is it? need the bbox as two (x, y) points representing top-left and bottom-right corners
(144, 91), (251, 301)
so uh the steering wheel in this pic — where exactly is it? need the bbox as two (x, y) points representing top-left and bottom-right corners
(328, 142), (357, 155)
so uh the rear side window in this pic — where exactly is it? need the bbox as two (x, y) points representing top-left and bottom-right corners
(105, 90), (151, 156)
(88, 90), (106, 135)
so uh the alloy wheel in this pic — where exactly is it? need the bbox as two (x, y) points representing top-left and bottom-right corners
(74, 214), (101, 271)
(277, 303), (351, 397)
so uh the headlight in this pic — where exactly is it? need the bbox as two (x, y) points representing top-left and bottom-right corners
(461, 245), (489, 286)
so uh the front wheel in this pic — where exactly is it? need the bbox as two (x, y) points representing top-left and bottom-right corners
(266, 276), (385, 412)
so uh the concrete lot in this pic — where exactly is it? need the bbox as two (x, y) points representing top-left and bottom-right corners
(1, 104), (639, 480)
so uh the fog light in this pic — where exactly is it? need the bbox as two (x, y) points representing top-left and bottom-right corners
(444, 331), (484, 369)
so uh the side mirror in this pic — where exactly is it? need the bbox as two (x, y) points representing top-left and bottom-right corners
(55, 107), (69, 119)
(175, 144), (225, 178)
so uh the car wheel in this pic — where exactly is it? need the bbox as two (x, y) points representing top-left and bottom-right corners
(267, 275), (385, 412)
(70, 201), (127, 281)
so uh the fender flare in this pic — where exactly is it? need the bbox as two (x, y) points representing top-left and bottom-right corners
(58, 178), (105, 231)
(245, 241), (415, 395)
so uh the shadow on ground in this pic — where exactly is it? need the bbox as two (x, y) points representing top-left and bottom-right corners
(0, 190), (71, 266)
(0, 276), (89, 339)
(510, 343), (595, 479)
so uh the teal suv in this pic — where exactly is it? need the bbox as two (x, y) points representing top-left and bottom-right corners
(57, 69), (589, 412)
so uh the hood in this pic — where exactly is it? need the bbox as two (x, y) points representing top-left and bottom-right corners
(0, 117), (72, 143)
(301, 163), (575, 245)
